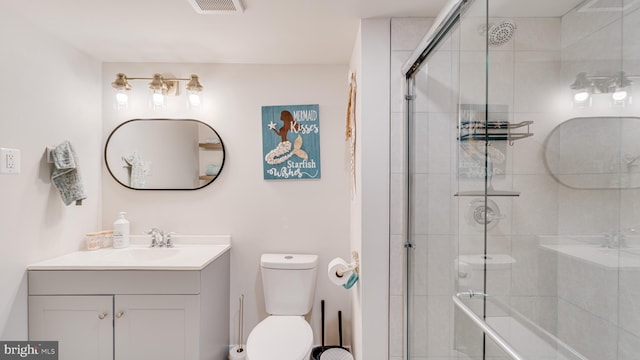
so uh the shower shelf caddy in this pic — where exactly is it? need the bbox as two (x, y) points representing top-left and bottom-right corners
(455, 120), (533, 197)
(458, 120), (533, 145)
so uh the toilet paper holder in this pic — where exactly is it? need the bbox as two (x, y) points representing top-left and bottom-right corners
(335, 251), (359, 277)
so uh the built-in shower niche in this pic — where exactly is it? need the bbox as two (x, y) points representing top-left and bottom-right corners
(456, 104), (533, 197)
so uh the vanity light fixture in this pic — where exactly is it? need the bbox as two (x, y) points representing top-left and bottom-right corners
(111, 73), (204, 111)
(570, 71), (634, 106)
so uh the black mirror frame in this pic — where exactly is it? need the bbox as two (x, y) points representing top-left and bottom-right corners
(104, 118), (226, 191)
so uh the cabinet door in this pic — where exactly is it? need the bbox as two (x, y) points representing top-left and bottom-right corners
(114, 295), (199, 360)
(29, 295), (113, 360)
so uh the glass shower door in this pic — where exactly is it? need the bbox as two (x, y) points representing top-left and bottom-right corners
(404, 0), (640, 359)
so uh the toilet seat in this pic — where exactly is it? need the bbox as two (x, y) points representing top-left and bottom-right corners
(246, 316), (312, 360)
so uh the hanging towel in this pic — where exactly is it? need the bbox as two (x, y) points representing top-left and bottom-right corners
(122, 152), (150, 188)
(51, 141), (87, 206)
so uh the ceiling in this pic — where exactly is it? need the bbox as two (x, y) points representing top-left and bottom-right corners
(3, 0), (583, 64)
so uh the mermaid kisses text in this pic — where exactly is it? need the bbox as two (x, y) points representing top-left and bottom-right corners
(261, 104), (321, 180)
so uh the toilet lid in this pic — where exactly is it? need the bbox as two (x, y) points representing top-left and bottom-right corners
(247, 316), (312, 360)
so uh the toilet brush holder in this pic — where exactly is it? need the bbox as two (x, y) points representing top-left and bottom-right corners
(229, 295), (246, 360)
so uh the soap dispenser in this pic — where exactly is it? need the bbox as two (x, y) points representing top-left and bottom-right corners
(113, 212), (130, 248)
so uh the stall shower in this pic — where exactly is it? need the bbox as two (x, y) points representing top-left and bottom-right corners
(395, 0), (640, 359)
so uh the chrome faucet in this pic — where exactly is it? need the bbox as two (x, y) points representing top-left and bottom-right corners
(164, 232), (176, 248)
(145, 228), (164, 248)
(601, 228), (635, 249)
(603, 232), (620, 248)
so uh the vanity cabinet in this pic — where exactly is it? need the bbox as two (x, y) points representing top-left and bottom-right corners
(28, 250), (230, 360)
(29, 295), (113, 360)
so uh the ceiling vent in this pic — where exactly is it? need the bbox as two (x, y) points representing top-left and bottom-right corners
(188, 0), (245, 14)
(578, 0), (640, 12)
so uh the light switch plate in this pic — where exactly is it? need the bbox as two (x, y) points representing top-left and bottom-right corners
(0, 148), (21, 174)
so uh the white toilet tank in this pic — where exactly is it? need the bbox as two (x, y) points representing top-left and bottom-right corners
(260, 254), (319, 315)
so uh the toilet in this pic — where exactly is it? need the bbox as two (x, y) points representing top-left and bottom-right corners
(246, 253), (319, 360)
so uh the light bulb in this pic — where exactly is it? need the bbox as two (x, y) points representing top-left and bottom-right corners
(574, 91), (589, 103)
(149, 89), (165, 111)
(116, 92), (128, 105)
(152, 92), (164, 106)
(115, 89), (128, 110)
(612, 90), (628, 102)
(188, 93), (201, 107)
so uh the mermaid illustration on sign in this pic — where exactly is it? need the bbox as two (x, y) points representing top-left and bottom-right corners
(265, 110), (308, 165)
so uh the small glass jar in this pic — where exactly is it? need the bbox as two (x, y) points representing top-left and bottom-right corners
(84, 232), (102, 250)
(101, 230), (114, 248)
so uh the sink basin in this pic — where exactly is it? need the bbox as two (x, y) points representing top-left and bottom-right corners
(27, 236), (231, 270)
(104, 247), (181, 261)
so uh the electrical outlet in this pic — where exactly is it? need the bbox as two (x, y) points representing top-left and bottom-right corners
(0, 148), (21, 174)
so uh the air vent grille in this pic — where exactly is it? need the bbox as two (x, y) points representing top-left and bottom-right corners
(188, 0), (245, 14)
(578, 0), (640, 12)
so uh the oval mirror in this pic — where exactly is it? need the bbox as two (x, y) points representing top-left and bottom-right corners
(105, 119), (225, 190)
(544, 116), (640, 189)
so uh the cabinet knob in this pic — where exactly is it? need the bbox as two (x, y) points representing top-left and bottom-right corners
(116, 311), (124, 318)
(98, 312), (108, 320)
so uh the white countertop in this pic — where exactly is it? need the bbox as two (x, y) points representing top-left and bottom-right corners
(27, 235), (231, 271)
(538, 235), (640, 269)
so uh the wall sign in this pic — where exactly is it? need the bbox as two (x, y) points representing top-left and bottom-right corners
(262, 104), (321, 180)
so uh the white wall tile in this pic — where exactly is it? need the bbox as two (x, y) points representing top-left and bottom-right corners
(427, 236), (453, 296)
(412, 174), (429, 235)
(390, 235), (405, 297)
(426, 49), (454, 114)
(410, 295), (429, 357)
(390, 295), (405, 357)
(391, 111), (406, 175)
(514, 18), (561, 52)
(391, 173), (406, 236)
(512, 175), (559, 235)
(427, 113), (453, 174)
(427, 296), (454, 357)
(412, 235), (428, 296)
(427, 174), (453, 234)
(558, 187), (620, 235)
(413, 112), (429, 174)
(514, 51), (562, 113)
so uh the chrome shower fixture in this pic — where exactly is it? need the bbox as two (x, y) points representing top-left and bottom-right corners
(479, 19), (517, 47)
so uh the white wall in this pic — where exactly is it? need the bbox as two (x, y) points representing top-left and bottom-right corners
(0, 8), (102, 339)
(348, 19), (391, 360)
(101, 62), (352, 346)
